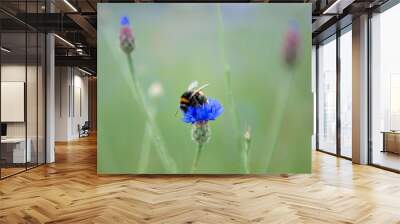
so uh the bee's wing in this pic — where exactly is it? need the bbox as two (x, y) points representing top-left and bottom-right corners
(190, 84), (209, 99)
(187, 81), (198, 91)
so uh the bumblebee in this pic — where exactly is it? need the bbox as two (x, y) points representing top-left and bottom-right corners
(179, 81), (209, 113)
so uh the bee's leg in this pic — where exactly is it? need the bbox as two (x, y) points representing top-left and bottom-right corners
(196, 97), (203, 106)
(199, 95), (207, 104)
(191, 97), (200, 106)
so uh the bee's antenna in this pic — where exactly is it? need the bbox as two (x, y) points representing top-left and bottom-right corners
(175, 110), (179, 117)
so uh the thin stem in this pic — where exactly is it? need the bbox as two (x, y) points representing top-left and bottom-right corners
(216, 5), (240, 133)
(264, 71), (295, 171)
(243, 140), (251, 174)
(125, 54), (178, 173)
(191, 143), (203, 173)
(138, 104), (157, 172)
(138, 123), (152, 173)
(216, 4), (246, 171)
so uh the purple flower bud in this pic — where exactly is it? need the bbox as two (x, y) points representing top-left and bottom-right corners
(120, 16), (135, 54)
(282, 22), (301, 67)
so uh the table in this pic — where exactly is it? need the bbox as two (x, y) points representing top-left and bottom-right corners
(1, 138), (31, 163)
(381, 131), (400, 154)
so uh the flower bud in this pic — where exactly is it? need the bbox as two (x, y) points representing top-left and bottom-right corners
(120, 16), (135, 54)
(283, 22), (300, 67)
(244, 126), (251, 143)
(192, 122), (211, 145)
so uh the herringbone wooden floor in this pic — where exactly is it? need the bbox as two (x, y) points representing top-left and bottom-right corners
(1, 135), (400, 224)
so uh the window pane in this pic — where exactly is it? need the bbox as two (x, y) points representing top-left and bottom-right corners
(318, 37), (337, 154)
(312, 46), (317, 150)
(340, 29), (352, 158)
(371, 4), (400, 171)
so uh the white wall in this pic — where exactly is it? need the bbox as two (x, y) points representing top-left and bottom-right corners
(55, 67), (89, 141)
(1, 65), (28, 142)
(73, 73), (89, 137)
(55, 67), (70, 141)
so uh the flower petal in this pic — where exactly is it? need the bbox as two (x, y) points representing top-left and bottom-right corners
(181, 98), (223, 124)
(120, 16), (130, 26)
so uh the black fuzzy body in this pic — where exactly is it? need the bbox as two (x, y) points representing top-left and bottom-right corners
(180, 91), (207, 113)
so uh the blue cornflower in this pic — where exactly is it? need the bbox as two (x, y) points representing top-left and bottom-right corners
(182, 98), (224, 124)
(183, 97), (223, 172)
(120, 16), (130, 26)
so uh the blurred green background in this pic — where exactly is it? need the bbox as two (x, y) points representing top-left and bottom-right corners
(98, 3), (312, 174)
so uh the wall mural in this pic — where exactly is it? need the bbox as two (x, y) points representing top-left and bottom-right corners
(98, 3), (312, 174)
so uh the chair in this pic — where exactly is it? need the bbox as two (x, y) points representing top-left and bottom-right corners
(79, 121), (90, 138)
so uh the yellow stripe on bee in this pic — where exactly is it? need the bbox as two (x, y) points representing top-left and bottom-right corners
(180, 97), (190, 103)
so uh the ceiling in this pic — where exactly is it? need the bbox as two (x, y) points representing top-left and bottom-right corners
(0, 0), (393, 74)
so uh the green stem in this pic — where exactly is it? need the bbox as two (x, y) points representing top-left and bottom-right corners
(264, 71), (294, 172)
(243, 141), (251, 174)
(125, 54), (177, 173)
(191, 143), (203, 173)
(138, 123), (152, 173)
(216, 4), (246, 171)
(138, 105), (157, 173)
